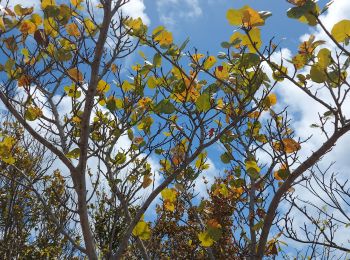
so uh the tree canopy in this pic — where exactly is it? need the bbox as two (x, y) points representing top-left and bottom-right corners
(0, 0), (350, 259)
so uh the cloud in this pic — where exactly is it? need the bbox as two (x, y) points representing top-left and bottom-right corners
(156, 0), (202, 28)
(122, 0), (150, 25)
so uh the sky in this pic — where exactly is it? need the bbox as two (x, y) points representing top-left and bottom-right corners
(1, 0), (350, 256)
(134, 0), (350, 254)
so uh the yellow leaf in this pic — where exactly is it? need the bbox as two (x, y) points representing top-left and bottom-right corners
(0, 17), (5, 32)
(132, 221), (151, 240)
(31, 14), (42, 26)
(273, 138), (301, 154)
(138, 97), (152, 108)
(41, 0), (56, 10)
(71, 0), (83, 8)
(97, 79), (110, 94)
(67, 68), (84, 83)
(161, 188), (177, 203)
(66, 23), (81, 37)
(153, 26), (173, 46)
(198, 231), (214, 247)
(147, 76), (158, 89)
(192, 53), (204, 63)
(19, 20), (36, 34)
(121, 81), (135, 92)
(215, 64), (229, 80)
(84, 18), (97, 35)
(226, 6), (264, 27)
(230, 28), (261, 53)
(216, 98), (224, 110)
(245, 160), (260, 173)
(164, 201), (175, 212)
(125, 17), (143, 31)
(331, 20), (350, 43)
(2, 156), (15, 165)
(44, 17), (58, 37)
(288, 0), (307, 6)
(203, 56), (217, 70)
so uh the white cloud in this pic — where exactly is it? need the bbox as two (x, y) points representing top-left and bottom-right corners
(122, 0), (150, 25)
(156, 0), (202, 28)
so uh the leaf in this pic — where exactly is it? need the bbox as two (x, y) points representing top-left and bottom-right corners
(245, 160), (260, 173)
(19, 20), (36, 34)
(220, 152), (233, 164)
(25, 106), (42, 121)
(71, 0), (83, 8)
(142, 174), (153, 188)
(203, 56), (217, 70)
(121, 81), (135, 92)
(198, 231), (214, 247)
(273, 138), (301, 153)
(155, 99), (175, 114)
(195, 151), (210, 170)
(161, 188), (177, 202)
(84, 18), (97, 36)
(230, 28), (262, 53)
(214, 65), (229, 80)
(132, 221), (151, 240)
(310, 65), (326, 83)
(317, 48), (331, 68)
(67, 68), (84, 83)
(66, 23), (81, 37)
(153, 53), (162, 67)
(331, 20), (350, 43)
(97, 79), (110, 94)
(195, 93), (211, 112)
(115, 152), (126, 165)
(41, 0), (56, 10)
(287, 0), (319, 26)
(66, 148), (80, 159)
(226, 6), (264, 27)
(147, 76), (158, 89)
(153, 26), (173, 46)
(274, 168), (290, 181)
(14, 4), (34, 16)
(262, 93), (277, 110)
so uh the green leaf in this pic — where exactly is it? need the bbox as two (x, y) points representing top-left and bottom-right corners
(310, 65), (326, 83)
(317, 48), (331, 68)
(220, 152), (233, 164)
(331, 19), (350, 43)
(155, 99), (175, 114)
(66, 148), (80, 159)
(153, 53), (162, 67)
(287, 0), (319, 26)
(195, 93), (211, 112)
(115, 152), (126, 165)
(195, 152), (209, 170)
(240, 53), (260, 68)
(207, 226), (222, 241)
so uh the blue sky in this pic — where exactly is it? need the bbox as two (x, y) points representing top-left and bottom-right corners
(143, 0), (329, 53)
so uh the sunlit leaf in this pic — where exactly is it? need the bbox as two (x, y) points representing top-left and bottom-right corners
(331, 19), (350, 43)
(132, 221), (151, 240)
(198, 231), (214, 247)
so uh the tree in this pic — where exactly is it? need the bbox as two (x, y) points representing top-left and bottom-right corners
(0, 0), (349, 259)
